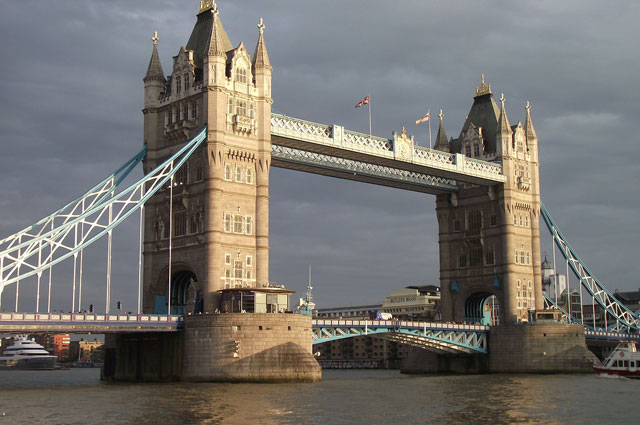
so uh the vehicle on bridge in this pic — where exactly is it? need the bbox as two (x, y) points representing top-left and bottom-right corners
(594, 342), (640, 378)
(369, 311), (393, 321)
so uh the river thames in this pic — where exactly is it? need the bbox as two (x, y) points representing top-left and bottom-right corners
(0, 368), (637, 424)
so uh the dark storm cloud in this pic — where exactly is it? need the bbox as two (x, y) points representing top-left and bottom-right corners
(0, 1), (638, 311)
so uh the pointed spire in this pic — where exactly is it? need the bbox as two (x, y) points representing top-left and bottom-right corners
(207, 6), (226, 57)
(252, 17), (271, 70)
(434, 109), (450, 152)
(524, 100), (537, 142)
(144, 31), (165, 82)
(497, 93), (512, 136)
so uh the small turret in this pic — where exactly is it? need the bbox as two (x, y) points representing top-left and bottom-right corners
(434, 109), (450, 152)
(496, 93), (513, 156)
(252, 18), (272, 72)
(524, 101), (538, 162)
(144, 31), (165, 108)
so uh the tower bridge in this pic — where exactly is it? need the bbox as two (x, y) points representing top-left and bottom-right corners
(1, 1), (639, 381)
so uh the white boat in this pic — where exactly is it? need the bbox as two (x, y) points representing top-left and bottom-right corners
(593, 342), (640, 378)
(0, 335), (57, 370)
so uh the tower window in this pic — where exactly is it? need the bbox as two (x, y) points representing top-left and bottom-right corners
(192, 102), (197, 120)
(184, 73), (190, 91)
(245, 216), (253, 235)
(176, 76), (181, 94)
(224, 213), (232, 233)
(459, 253), (467, 268)
(465, 145), (471, 157)
(235, 166), (243, 183)
(224, 163), (232, 181)
(174, 212), (186, 237)
(236, 68), (247, 84)
(183, 104), (189, 121)
(237, 100), (248, 117)
(468, 210), (482, 231)
(234, 215), (244, 233)
(474, 144), (480, 157)
(246, 167), (254, 184)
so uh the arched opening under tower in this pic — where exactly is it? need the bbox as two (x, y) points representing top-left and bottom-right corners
(153, 269), (202, 315)
(464, 292), (500, 326)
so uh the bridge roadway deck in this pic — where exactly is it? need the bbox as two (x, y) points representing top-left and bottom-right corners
(0, 313), (638, 344)
(0, 312), (183, 333)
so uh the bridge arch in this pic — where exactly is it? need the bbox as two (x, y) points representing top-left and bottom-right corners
(464, 291), (500, 326)
(154, 264), (202, 315)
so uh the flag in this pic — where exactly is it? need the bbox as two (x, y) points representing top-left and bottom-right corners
(416, 111), (430, 125)
(355, 95), (370, 108)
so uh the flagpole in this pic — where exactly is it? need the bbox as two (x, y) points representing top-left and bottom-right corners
(368, 92), (372, 139)
(428, 108), (432, 148)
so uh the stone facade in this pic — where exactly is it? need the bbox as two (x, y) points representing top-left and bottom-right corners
(182, 313), (321, 382)
(142, 2), (272, 315)
(436, 79), (543, 325)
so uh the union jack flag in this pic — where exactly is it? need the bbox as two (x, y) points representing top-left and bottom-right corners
(355, 95), (370, 108)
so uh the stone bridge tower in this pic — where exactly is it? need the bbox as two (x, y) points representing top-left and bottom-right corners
(141, 1), (272, 314)
(436, 76), (543, 325)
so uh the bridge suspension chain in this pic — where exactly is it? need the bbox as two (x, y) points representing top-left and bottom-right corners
(0, 127), (207, 290)
(540, 203), (640, 331)
(0, 146), (146, 253)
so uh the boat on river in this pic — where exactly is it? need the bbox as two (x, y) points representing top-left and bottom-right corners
(0, 335), (57, 370)
(594, 342), (640, 378)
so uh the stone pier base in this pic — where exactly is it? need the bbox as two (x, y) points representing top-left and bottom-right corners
(182, 313), (321, 382)
(102, 314), (322, 382)
(401, 323), (597, 374)
(101, 332), (183, 382)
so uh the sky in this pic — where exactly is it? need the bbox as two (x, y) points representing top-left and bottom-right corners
(0, 0), (639, 313)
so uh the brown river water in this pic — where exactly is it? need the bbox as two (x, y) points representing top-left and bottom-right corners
(0, 368), (637, 424)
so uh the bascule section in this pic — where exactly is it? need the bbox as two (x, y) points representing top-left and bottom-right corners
(142, 1), (273, 315)
(436, 77), (543, 325)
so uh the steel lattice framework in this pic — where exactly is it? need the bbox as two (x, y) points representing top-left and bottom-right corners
(311, 319), (488, 354)
(0, 147), (145, 253)
(271, 145), (458, 193)
(0, 127), (207, 290)
(541, 203), (640, 332)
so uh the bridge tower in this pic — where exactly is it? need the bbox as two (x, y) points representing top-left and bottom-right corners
(142, 1), (272, 314)
(436, 76), (543, 325)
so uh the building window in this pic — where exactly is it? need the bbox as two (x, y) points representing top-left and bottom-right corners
(490, 214), (497, 226)
(245, 216), (253, 235)
(234, 215), (244, 233)
(228, 98), (234, 114)
(246, 270), (252, 281)
(183, 104), (189, 121)
(236, 100), (248, 117)
(236, 68), (247, 84)
(459, 253), (467, 268)
(192, 102), (197, 120)
(470, 246), (483, 266)
(224, 163), (232, 181)
(468, 210), (482, 231)
(234, 261), (243, 280)
(184, 73), (190, 91)
(235, 166), (243, 183)
(486, 248), (495, 265)
(474, 144), (480, 157)
(525, 215), (529, 228)
(224, 213), (232, 233)
(174, 212), (186, 236)
(176, 76), (181, 94)
(195, 163), (203, 182)
(246, 167), (254, 184)
(246, 256), (253, 267)
(225, 254), (232, 266)
(189, 213), (197, 234)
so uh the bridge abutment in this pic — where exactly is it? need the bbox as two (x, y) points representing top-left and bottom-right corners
(401, 323), (596, 374)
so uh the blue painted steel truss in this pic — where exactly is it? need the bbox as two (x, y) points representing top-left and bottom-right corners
(540, 203), (640, 332)
(312, 319), (488, 354)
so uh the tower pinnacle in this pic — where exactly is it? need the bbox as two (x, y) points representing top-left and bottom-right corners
(434, 109), (450, 152)
(252, 17), (271, 70)
(475, 73), (492, 97)
(144, 31), (164, 82)
(524, 100), (537, 142)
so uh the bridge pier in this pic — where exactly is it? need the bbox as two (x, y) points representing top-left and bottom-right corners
(401, 323), (596, 374)
(102, 313), (321, 382)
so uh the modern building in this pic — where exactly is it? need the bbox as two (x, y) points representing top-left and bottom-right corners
(35, 334), (70, 362)
(381, 285), (441, 321)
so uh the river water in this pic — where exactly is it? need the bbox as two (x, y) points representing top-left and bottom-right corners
(0, 368), (636, 425)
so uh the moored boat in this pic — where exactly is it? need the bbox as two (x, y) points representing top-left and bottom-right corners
(0, 335), (57, 370)
(594, 342), (640, 378)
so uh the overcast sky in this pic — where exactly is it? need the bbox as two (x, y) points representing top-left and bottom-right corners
(0, 1), (639, 313)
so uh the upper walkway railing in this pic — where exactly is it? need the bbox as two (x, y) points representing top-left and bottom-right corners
(271, 113), (505, 185)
